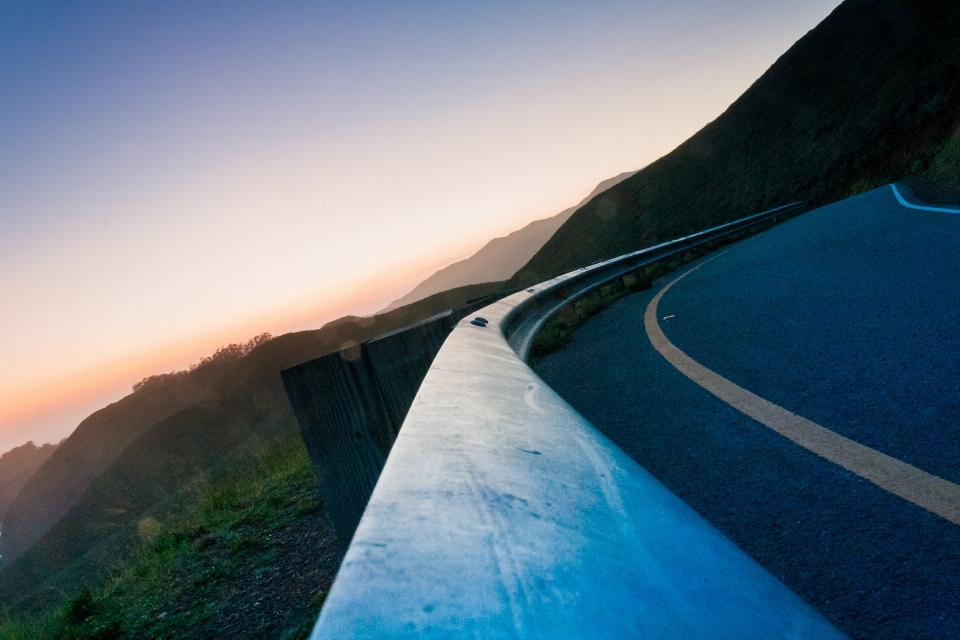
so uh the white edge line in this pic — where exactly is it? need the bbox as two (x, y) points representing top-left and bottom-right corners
(890, 184), (960, 214)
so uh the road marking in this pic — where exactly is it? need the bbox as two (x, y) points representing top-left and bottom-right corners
(644, 258), (960, 526)
(891, 184), (960, 214)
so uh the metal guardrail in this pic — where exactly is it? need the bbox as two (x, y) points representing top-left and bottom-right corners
(310, 202), (847, 638)
(283, 295), (510, 550)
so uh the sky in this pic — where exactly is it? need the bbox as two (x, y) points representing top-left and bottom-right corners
(0, 0), (843, 454)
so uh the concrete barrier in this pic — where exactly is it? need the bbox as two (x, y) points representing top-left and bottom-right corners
(307, 202), (847, 638)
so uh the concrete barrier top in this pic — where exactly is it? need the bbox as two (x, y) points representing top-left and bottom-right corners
(311, 203), (847, 639)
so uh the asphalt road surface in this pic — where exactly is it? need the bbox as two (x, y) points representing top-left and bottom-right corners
(533, 186), (960, 640)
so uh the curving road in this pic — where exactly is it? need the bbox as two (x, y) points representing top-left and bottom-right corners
(533, 186), (960, 640)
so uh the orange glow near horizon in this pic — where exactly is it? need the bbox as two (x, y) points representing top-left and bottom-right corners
(0, 1), (846, 454)
(0, 233), (488, 450)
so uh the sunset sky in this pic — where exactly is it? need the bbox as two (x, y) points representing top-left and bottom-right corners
(0, 0), (842, 454)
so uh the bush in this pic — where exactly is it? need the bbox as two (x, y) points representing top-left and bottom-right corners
(133, 333), (274, 392)
(63, 590), (97, 626)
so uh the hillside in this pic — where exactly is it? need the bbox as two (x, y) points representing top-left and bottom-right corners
(0, 279), (509, 611)
(0, 437), (338, 639)
(513, 0), (960, 286)
(380, 171), (636, 312)
(0, 358), (232, 567)
(0, 442), (59, 524)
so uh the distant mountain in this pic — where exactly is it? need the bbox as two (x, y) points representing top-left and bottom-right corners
(379, 171), (637, 313)
(514, 0), (960, 286)
(0, 362), (224, 567)
(0, 442), (60, 525)
(0, 280), (510, 611)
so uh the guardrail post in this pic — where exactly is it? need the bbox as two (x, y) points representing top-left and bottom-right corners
(365, 313), (453, 429)
(281, 346), (394, 548)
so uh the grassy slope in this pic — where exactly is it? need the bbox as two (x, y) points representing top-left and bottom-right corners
(906, 125), (960, 203)
(514, 0), (960, 287)
(0, 280), (509, 611)
(0, 437), (337, 640)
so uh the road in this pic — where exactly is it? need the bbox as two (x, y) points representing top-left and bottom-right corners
(533, 186), (960, 640)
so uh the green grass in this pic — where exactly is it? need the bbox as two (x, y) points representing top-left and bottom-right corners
(0, 438), (332, 640)
(907, 126), (960, 204)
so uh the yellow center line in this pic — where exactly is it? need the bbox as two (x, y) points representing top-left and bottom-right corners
(644, 257), (960, 526)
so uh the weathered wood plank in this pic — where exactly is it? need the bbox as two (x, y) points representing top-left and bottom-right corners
(281, 348), (394, 548)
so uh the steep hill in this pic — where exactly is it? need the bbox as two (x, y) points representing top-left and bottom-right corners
(0, 280), (510, 610)
(0, 437), (337, 639)
(380, 171), (636, 312)
(514, 0), (960, 286)
(0, 368), (224, 565)
(0, 442), (59, 525)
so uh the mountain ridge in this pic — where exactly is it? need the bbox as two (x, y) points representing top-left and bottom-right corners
(0, 442), (60, 527)
(0, 280), (511, 610)
(379, 171), (637, 313)
(0, 370), (223, 566)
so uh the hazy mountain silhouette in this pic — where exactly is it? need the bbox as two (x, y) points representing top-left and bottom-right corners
(0, 281), (509, 610)
(0, 442), (60, 526)
(379, 171), (636, 313)
(513, 0), (960, 286)
(0, 370), (222, 566)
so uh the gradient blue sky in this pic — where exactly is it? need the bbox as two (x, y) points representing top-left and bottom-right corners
(0, 0), (842, 453)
